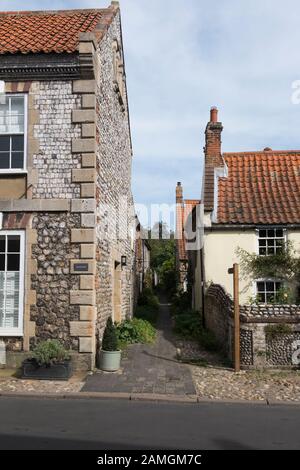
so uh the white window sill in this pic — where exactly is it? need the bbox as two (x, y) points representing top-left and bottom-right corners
(0, 330), (23, 337)
(0, 170), (27, 175)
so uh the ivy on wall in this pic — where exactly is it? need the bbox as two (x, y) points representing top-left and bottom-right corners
(237, 241), (300, 304)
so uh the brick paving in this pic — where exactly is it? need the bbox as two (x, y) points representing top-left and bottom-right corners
(82, 301), (196, 396)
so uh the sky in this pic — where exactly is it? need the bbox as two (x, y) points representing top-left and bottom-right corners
(2, 0), (300, 213)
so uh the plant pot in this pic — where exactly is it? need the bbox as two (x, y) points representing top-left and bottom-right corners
(99, 350), (121, 372)
(21, 359), (72, 381)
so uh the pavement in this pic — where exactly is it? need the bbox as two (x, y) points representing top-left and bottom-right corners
(0, 396), (300, 449)
(82, 301), (196, 396)
(2, 299), (300, 405)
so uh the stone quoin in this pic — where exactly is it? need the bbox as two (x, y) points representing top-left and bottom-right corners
(0, 3), (141, 371)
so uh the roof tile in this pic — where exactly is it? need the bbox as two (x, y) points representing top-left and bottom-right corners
(217, 151), (300, 224)
(0, 7), (117, 54)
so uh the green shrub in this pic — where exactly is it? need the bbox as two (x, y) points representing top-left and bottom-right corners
(116, 318), (156, 349)
(135, 305), (158, 325)
(173, 310), (202, 339)
(265, 324), (292, 341)
(171, 291), (191, 315)
(173, 308), (220, 353)
(102, 317), (119, 351)
(138, 288), (159, 310)
(199, 329), (219, 352)
(31, 340), (70, 366)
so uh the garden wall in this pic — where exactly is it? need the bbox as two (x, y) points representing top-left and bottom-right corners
(205, 284), (300, 369)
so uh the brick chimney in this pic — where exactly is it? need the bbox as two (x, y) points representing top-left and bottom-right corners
(176, 182), (183, 204)
(205, 107), (223, 167)
(176, 182), (184, 246)
(203, 107), (224, 212)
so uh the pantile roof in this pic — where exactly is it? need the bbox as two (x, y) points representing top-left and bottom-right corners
(0, 6), (117, 54)
(177, 199), (201, 260)
(217, 151), (300, 224)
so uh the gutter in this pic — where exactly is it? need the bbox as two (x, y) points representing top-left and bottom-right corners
(205, 224), (300, 232)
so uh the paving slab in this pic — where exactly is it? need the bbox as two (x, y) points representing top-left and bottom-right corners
(82, 301), (196, 396)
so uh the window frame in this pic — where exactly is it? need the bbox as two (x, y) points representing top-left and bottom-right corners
(254, 227), (287, 304)
(256, 227), (287, 256)
(254, 279), (283, 304)
(0, 93), (28, 174)
(0, 231), (25, 337)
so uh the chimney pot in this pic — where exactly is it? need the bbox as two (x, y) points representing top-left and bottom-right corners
(210, 107), (218, 123)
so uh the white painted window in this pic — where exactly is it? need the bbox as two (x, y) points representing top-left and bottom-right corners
(258, 228), (285, 256)
(256, 280), (282, 304)
(0, 231), (25, 337)
(0, 94), (27, 172)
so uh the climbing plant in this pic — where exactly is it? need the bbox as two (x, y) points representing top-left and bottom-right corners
(237, 241), (300, 284)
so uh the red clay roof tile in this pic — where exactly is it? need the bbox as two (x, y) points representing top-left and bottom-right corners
(177, 199), (201, 260)
(0, 7), (117, 54)
(217, 151), (300, 224)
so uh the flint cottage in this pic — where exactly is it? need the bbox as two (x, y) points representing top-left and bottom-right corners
(0, 2), (137, 370)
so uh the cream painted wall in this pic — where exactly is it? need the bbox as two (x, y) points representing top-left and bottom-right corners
(203, 229), (300, 305)
(204, 230), (256, 304)
(288, 231), (300, 252)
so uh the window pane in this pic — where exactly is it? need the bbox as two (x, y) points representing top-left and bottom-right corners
(258, 292), (265, 303)
(276, 282), (282, 290)
(268, 229), (275, 238)
(7, 236), (20, 253)
(266, 282), (274, 291)
(0, 97), (9, 134)
(7, 254), (20, 271)
(0, 153), (10, 169)
(11, 97), (24, 115)
(0, 118), (9, 134)
(268, 247), (275, 255)
(257, 282), (265, 292)
(259, 248), (266, 255)
(0, 96), (8, 115)
(4, 310), (19, 328)
(259, 239), (266, 247)
(11, 136), (24, 151)
(6, 272), (20, 292)
(276, 229), (283, 238)
(10, 114), (24, 133)
(0, 136), (10, 152)
(266, 293), (274, 303)
(6, 273), (20, 328)
(268, 239), (275, 247)
(11, 152), (24, 169)
(259, 229), (267, 238)
(0, 255), (5, 271)
(0, 236), (5, 253)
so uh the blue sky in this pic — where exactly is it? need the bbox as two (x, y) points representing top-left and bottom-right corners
(3, 0), (300, 209)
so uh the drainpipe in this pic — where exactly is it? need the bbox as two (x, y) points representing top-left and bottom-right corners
(0, 340), (6, 368)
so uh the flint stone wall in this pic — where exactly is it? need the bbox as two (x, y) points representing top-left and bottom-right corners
(32, 81), (82, 199)
(30, 212), (81, 350)
(95, 13), (135, 335)
(205, 284), (300, 369)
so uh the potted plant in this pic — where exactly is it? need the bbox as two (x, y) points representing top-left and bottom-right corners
(99, 317), (121, 372)
(21, 339), (72, 381)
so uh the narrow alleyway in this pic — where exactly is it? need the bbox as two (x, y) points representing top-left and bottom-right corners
(82, 300), (196, 396)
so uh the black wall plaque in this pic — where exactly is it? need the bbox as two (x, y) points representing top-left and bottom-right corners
(74, 263), (89, 272)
